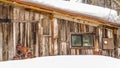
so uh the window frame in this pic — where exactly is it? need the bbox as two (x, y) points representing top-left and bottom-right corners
(71, 33), (94, 48)
(71, 34), (83, 47)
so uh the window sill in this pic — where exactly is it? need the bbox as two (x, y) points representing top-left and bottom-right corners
(71, 46), (94, 49)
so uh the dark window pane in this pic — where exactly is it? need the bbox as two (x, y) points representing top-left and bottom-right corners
(83, 34), (93, 46)
(71, 34), (82, 47)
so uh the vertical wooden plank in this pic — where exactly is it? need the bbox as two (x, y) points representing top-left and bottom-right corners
(58, 20), (62, 55)
(13, 23), (16, 58)
(42, 36), (45, 56)
(23, 22), (27, 46)
(66, 21), (71, 55)
(59, 20), (67, 55)
(80, 24), (85, 32)
(38, 21), (41, 56)
(2, 23), (8, 61)
(74, 22), (77, 33)
(34, 12), (40, 57)
(71, 49), (76, 55)
(0, 4), (3, 19)
(98, 26), (102, 55)
(64, 20), (67, 55)
(2, 5), (7, 19)
(57, 19), (60, 55)
(89, 25), (94, 32)
(2, 23), (5, 61)
(8, 5), (14, 60)
(39, 15), (44, 56)
(50, 15), (54, 55)
(20, 23), (23, 44)
(24, 10), (30, 47)
(54, 18), (58, 55)
(113, 28), (118, 57)
(0, 4), (3, 61)
(46, 36), (49, 56)
(42, 16), (50, 56)
(16, 23), (19, 45)
(59, 20), (63, 55)
(77, 49), (80, 55)
(30, 23), (36, 54)
(0, 24), (3, 61)
(19, 9), (25, 44)
(19, 8), (24, 21)
(62, 42), (67, 55)
(48, 18), (51, 55)
(8, 23), (14, 60)
(29, 11), (35, 55)
(13, 7), (20, 21)
(38, 14), (44, 56)
(13, 7), (18, 57)
(93, 27), (99, 55)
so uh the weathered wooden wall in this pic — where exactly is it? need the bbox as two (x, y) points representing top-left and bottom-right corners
(0, 2), (13, 61)
(0, 2), (118, 61)
(0, 3), (53, 60)
(12, 7), (54, 58)
(56, 19), (116, 57)
(99, 26), (115, 57)
(82, 0), (120, 58)
(56, 19), (95, 55)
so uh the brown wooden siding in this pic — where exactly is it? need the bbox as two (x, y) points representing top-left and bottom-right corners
(0, 3), (118, 61)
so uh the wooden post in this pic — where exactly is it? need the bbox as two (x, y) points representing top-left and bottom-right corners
(94, 27), (99, 55)
(98, 26), (103, 55)
(113, 28), (118, 57)
(13, 23), (16, 56)
(54, 18), (58, 55)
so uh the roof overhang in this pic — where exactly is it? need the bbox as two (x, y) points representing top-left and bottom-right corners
(0, 0), (120, 28)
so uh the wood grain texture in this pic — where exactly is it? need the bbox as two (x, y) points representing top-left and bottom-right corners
(0, 3), (118, 61)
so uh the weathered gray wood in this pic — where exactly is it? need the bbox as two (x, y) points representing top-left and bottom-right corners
(13, 23), (16, 58)
(0, 25), (3, 61)
(71, 49), (76, 55)
(66, 21), (71, 55)
(54, 18), (58, 55)
(0, 2), (118, 61)
(2, 23), (9, 61)
(34, 13), (40, 57)
(8, 23), (14, 60)
(37, 22), (41, 56)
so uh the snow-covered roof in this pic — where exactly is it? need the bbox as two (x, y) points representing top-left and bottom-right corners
(22, 0), (120, 24)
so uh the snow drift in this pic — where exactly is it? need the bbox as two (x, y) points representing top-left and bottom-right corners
(0, 55), (120, 68)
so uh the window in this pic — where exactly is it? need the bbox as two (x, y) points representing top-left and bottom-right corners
(83, 34), (93, 46)
(71, 34), (82, 47)
(71, 33), (94, 47)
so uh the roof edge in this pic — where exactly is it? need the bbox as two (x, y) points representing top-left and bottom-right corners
(0, 0), (120, 28)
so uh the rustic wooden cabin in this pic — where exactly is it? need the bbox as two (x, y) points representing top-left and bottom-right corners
(0, 0), (120, 61)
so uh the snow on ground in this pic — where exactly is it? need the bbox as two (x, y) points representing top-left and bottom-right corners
(0, 55), (120, 68)
(24, 0), (120, 23)
(69, 0), (82, 2)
